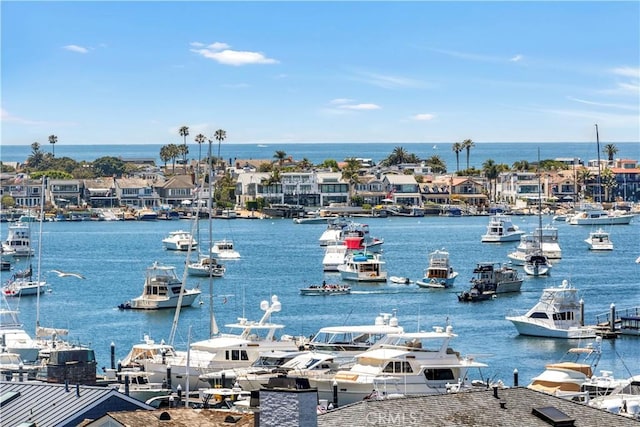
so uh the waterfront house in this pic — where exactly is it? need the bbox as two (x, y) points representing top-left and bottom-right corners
(156, 174), (196, 208)
(317, 172), (349, 206)
(115, 177), (160, 209)
(382, 174), (421, 206)
(83, 178), (118, 208)
(49, 178), (82, 208)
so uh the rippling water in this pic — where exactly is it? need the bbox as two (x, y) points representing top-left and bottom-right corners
(2, 214), (638, 386)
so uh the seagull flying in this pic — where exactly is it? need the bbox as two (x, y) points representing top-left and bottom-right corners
(50, 270), (86, 279)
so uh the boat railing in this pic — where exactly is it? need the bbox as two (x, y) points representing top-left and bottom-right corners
(594, 306), (640, 326)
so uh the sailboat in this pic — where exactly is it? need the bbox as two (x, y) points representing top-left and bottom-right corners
(524, 150), (552, 277)
(186, 185), (226, 277)
(2, 180), (48, 297)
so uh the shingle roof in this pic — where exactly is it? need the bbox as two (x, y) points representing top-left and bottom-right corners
(95, 409), (255, 426)
(318, 387), (640, 426)
(0, 381), (153, 427)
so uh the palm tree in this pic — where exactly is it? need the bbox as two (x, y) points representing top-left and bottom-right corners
(452, 142), (463, 172)
(341, 158), (361, 204)
(179, 126), (189, 172)
(274, 150), (287, 166)
(48, 134), (58, 157)
(600, 168), (616, 202)
(512, 160), (530, 171)
(424, 155), (447, 174)
(214, 129), (227, 174)
(194, 133), (206, 177)
(159, 145), (172, 169)
(482, 159), (499, 202)
(462, 139), (474, 170)
(603, 143), (618, 164)
(577, 167), (592, 200)
(166, 143), (180, 173)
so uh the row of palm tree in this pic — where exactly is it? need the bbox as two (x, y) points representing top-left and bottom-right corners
(451, 139), (474, 172)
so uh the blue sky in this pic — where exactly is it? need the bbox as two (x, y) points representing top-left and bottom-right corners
(1, 1), (639, 146)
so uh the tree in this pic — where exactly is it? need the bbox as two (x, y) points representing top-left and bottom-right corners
(462, 139), (475, 170)
(164, 143), (180, 172)
(482, 159), (499, 202)
(273, 150), (287, 166)
(341, 158), (361, 204)
(424, 155), (447, 174)
(577, 167), (592, 200)
(26, 142), (45, 170)
(600, 168), (616, 202)
(214, 129), (227, 173)
(452, 142), (463, 172)
(179, 125), (189, 172)
(92, 156), (126, 177)
(320, 159), (339, 171)
(159, 145), (172, 169)
(512, 160), (530, 171)
(297, 157), (313, 171)
(48, 134), (58, 157)
(194, 133), (206, 178)
(603, 143), (618, 163)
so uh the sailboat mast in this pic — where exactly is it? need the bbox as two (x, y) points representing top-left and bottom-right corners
(595, 124), (602, 203)
(208, 138), (218, 337)
(35, 176), (46, 334)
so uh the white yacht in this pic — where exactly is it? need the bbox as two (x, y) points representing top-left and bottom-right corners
(585, 228), (613, 251)
(507, 224), (562, 264)
(416, 248), (458, 288)
(119, 262), (201, 310)
(162, 230), (197, 251)
(480, 214), (525, 243)
(588, 375), (640, 419)
(1, 222), (34, 258)
(0, 306), (41, 364)
(322, 241), (347, 272)
(211, 239), (241, 259)
(505, 280), (596, 339)
(318, 218), (350, 246)
(338, 251), (387, 282)
(186, 254), (226, 277)
(523, 252), (552, 276)
(568, 202), (634, 225)
(309, 325), (488, 405)
(133, 295), (303, 391)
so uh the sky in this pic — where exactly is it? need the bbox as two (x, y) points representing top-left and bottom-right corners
(1, 1), (639, 146)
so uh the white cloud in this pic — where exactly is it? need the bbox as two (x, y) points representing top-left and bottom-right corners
(611, 67), (640, 78)
(339, 103), (381, 111)
(412, 113), (436, 121)
(510, 54), (523, 62)
(191, 41), (278, 66)
(63, 44), (89, 54)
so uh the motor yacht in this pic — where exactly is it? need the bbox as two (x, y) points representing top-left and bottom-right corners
(211, 239), (241, 259)
(119, 262), (201, 310)
(506, 280), (596, 339)
(585, 228), (613, 251)
(162, 230), (197, 251)
(480, 214), (525, 243)
(338, 251), (387, 282)
(416, 248), (458, 288)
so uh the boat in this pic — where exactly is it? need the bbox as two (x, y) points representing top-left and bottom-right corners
(118, 261), (201, 310)
(1, 222), (34, 258)
(339, 222), (384, 253)
(480, 214), (525, 243)
(588, 375), (640, 419)
(132, 295), (304, 391)
(114, 370), (173, 402)
(458, 262), (523, 302)
(581, 370), (633, 399)
(136, 208), (158, 221)
(0, 304), (41, 364)
(211, 239), (241, 259)
(299, 283), (351, 296)
(389, 276), (412, 285)
(619, 313), (640, 336)
(186, 254), (226, 277)
(308, 325), (488, 406)
(338, 251), (387, 282)
(523, 253), (552, 276)
(507, 224), (562, 265)
(2, 274), (47, 297)
(585, 228), (613, 250)
(0, 351), (39, 381)
(306, 311), (404, 356)
(293, 210), (329, 224)
(161, 230), (197, 251)
(505, 279), (596, 339)
(218, 351), (343, 392)
(318, 218), (350, 246)
(567, 202), (634, 226)
(416, 248), (458, 288)
(528, 337), (603, 400)
(322, 241), (347, 272)
(523, 159), (553, 277)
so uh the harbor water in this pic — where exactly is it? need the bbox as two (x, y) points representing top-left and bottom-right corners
(1, 213), (638, 387)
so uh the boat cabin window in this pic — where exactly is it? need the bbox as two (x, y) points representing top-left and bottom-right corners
(552, 312), (574, 321)
(382, 361), (413, 373)
(424, 368), (455, 381)
(226, 350), (249, 361)
(530, 312), (549, 319)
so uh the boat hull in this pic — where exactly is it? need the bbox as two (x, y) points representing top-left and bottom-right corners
(126, 292), (200, 310)
(506, 317), (596, 339)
